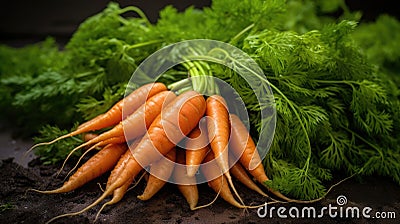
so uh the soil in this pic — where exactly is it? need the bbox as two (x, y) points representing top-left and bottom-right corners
(0, 156), (399, 224)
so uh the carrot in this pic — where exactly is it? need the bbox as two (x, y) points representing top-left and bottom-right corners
(123, 90), (176, 140)
(57, 135), (127, 177)
(106, 140), (140, 189)
(78, 82), (167, 130)
(205, 95), (230, 173)
(29, 143), (127, 194)
(185, 121), (210, 177)
(45, 147), (143, 223)
(174, 149), (198, 210)
(95, 181), (131, 221)
(64, 90), (175, 155)
(229, 114), (291, 201)
(205, 95), (244, 206)
(58, 90), (175, 175)
(131, 90), (206, 167)
(63, 135), (128, 179)
(137, 148), (176, 200)
(201, 151), (245, 208)
(106, 90), (205, 194)
(95, 140), (141, 221)
(45, 90), (206, 223)
(28, 82), (166, 152)
(87, 90), (175, 146)
(228, 155), (268, 197)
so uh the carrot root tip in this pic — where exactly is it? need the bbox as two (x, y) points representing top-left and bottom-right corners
(137, 195), (146, 201)
(25, 188), (62, 194)
(186, 166), (199, 178)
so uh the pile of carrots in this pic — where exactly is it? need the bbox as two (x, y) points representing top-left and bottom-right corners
(29, 82), (292, 223)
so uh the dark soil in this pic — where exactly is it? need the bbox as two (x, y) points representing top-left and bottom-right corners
(0, 156), (399, 224)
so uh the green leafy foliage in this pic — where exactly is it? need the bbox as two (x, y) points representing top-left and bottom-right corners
(0, 3), (158, 134)
(33, 125), (83, 165)
(0, 0), (399, 200)
(0, 38), (68, 132)
(352, 15), (400, 67)
(76, 83), (126, 120)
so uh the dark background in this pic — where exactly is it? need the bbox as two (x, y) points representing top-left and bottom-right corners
(0, 0), (211, 46)
(0, 0), (399, 46)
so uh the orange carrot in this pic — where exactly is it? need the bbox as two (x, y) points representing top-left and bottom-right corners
(131, 90), (206, 167)
(58, 90), (175, 174)
(65, 136), (127, 175)
(69, 90), (175, 149)
(72, 136), (128, 168)
(123, 90), (176, 140)
(95, 140), (142, 221)
(106, 140), (140, 189)
(57, 136), (128, 177)
(106, 90), (204, 195)
(89, 90), (175, 146)
(30, 143), (127, 194)
(95, 181), (131, 221)
(229, 114), (290, 201)
(201, 151), (245, 208)
(205, 95), (244, 205)
(28, 82), (166, 152)
(174, 149), (198, 210)
(228, 155), (268, 197)
(45, 147), (143, 223)
(45, 91), (206, 223)
(185, 121), (210, 177)
(78, 82), (167, 130)
(137, 148), (176, 200)
(205, 95), (230, 173)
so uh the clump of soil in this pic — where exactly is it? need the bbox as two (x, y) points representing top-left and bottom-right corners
(0, 158), (399, 224)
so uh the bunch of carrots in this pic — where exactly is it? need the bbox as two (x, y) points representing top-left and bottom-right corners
(28, 82), (294, 223)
